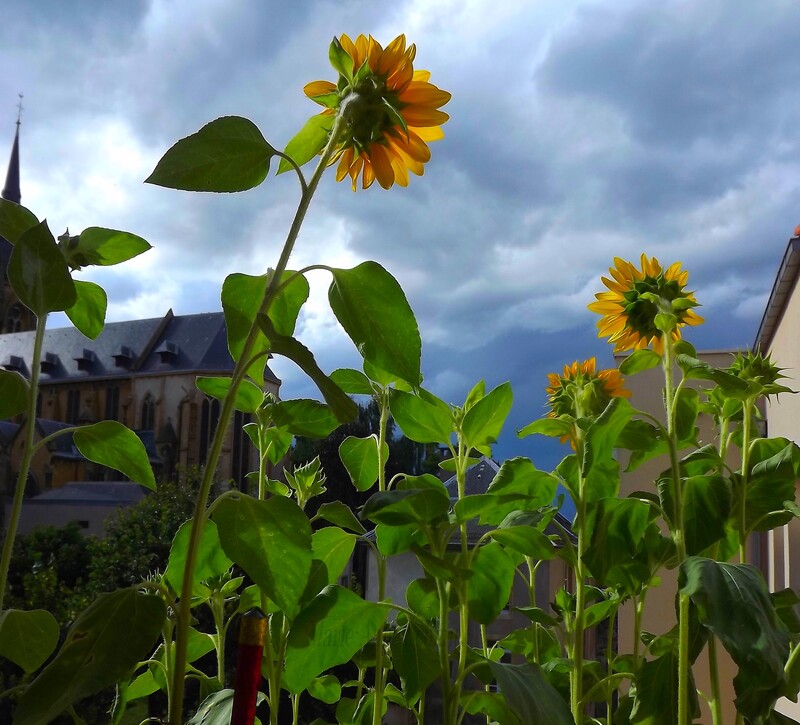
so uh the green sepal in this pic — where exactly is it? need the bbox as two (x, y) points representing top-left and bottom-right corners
(278, 113), (335, 174)
(328, 37), (354, 80)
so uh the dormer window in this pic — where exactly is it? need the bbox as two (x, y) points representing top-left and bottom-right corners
(74, 348), (96, 372)
(155, 340), (179, 364)
(40, 352), (59, 374)
(2, 355), (24, 372)
(112, 345), (134, 369)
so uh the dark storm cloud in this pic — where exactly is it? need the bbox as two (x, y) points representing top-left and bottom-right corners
(2, 0), (800, 464)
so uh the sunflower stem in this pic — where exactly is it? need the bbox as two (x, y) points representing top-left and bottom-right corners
(168, 113), (348, 725)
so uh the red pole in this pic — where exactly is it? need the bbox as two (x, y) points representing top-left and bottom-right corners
(230, 608), (267, 725)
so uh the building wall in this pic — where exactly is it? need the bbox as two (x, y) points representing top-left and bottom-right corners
(762, 271), (800, 720)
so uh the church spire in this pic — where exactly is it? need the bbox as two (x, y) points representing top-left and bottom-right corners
(1, 94), (22, 204)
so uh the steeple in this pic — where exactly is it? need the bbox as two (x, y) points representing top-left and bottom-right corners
(1, 95), (22, 204)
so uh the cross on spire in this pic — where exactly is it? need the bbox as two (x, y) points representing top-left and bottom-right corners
(15, 93), (23, 126)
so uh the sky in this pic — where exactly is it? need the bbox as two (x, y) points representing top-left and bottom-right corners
(2, 0), (799, 471)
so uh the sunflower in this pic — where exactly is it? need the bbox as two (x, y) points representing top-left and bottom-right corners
(546, 357), (630, 421)
(588, 254), (703, 355)
(304, 34), (451, 190)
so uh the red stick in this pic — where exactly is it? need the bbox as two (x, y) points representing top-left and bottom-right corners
(231, 608), (267, 725)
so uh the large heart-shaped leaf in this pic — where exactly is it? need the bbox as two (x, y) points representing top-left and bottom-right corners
(0, 198), (38, 243)
(13, 588), (166, 725)
(214, 494), (312, 620)
(65, 280), (107, 340)
(0, 609), (59, 673)
(62, 227), (151, 269)
(146, 116), (275, 192)
(73, 421), (156, 490)
(284, 586), (386, 693)
(9, 219), (76, 316)
(164, 519), (233, 597)
(329, 262), (421, 385)
(278, 113), (335, 174)
(461, 381), (513, 450)
(0, 369), (28, 419)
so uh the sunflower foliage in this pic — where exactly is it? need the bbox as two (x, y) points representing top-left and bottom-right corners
(1, 33), (799, 725)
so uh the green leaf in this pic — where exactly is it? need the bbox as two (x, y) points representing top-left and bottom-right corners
(674, 387), (699, 443)
(13, 588), (166, 725)
(682, 475), (730, 555)
(284, 586), (386, 693)
(629, 651), (699, 725)
(483, 457), (559, 524)
(489, 526), (557, 560)
(9, 219), (76, 316)
(145, 116), (275, 192)
(308, 675), (342, 704)
(745, 438), (800, 531)
(0, 369), (28, 419)
(461, 381), (513, 449)
(461, 692), (522, 725)
(517, 416), (572, 440)
(312, 501), (366, 534)
(278, 113), (335, 174)
(0, 198), (38, 243)
(271, 398), (342, 438)
(390, 620), (440, 704)
(406, 578), (441, 618)
(679, 557), (790, 719)
(467, 542), (516, 624)
(220, 272), (271, 386)
(584, 497), (651, 588)
(619, 349), (661, 375)
(329, 262), (421, 385)
(329, 368), (375, 395)
(258, 315), (358, 425)
(268, 271), (310, 337)
(62, 227), (151, 269)
(339, 435), (387, 491)
(196, 376), (263, 413)
(214, 494), (312, 620)
(73, 421), (156, 490)
(375, 522), (424, 556)
(0, 609), (59, 672)
(187, 689), (265, 725)
(676, 354), (750, 397)
(362, 487), (450, 526)
(389, 389), (452, 444)
(164, 519), (232, 597)
(65, 280), (107, 340)
(488, 661), (573, 725)
(582, 397), (633, 502)
(310, 527), (356, 589)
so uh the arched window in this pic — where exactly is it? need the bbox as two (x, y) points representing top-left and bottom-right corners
(141, 395), (155, 431)
(198, 398), (220, 464)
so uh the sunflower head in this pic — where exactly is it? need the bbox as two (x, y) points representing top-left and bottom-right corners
(728, 349), (794, 398)
(546, 358), (631, 422)
(588, 254), (703, 355)
(303, 34), (451, 190)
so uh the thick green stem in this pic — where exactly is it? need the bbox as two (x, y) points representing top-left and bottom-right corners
(167, 115), (347, 725)
(525, 557), (541, 664)
(662, 336), (690, 725)
(606, 608), (616, 725)
(708, 635), (723, 725)
(371, 393), (390, 725)
(0, 314), (47, 607)
(570, 412), (588, 724)
(739, 400), (754, 563)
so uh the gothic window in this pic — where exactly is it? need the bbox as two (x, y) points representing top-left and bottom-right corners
(66, 389), (81, 424)
(198, 398), (220, 464)
(141, 395), (155, 431)
(232, 411), (253, 490)
(105, 386), (120, 421)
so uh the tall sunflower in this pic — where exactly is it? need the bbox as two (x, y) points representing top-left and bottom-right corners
(588, 254), (703, 354)
(304, 34), (451, 190)
(546, 357), (630, 420)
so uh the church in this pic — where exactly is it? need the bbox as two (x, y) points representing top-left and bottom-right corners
(0, 117), (281, 532)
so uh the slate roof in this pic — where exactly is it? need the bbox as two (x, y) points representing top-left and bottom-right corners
(754, 236), (800, 351)
(0, 420), (18, 447)
(0, 310), (279, 385)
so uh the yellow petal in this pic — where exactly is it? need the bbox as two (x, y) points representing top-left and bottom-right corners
(304, 80), (337, 98)
(369, 144), (395, 189)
